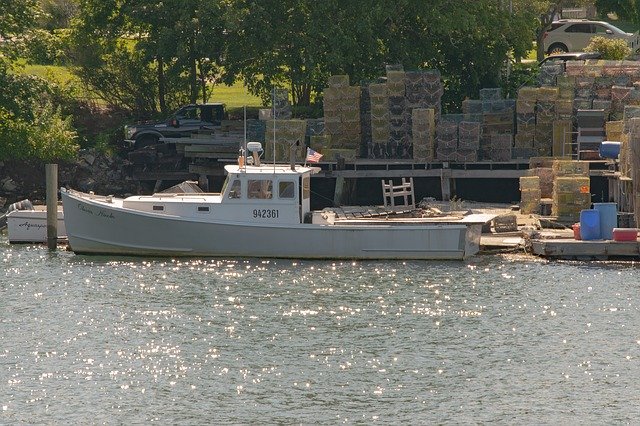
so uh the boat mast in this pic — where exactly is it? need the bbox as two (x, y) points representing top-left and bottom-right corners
(243, 93), (247, 173)
(272, 88), (276, 173)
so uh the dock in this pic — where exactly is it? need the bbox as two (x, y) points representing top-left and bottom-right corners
(531, 238), (640, 260)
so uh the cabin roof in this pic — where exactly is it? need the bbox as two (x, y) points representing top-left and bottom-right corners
(224, 164), (320, 176)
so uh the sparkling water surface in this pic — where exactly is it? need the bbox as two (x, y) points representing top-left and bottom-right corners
(1, 235), (640, 424)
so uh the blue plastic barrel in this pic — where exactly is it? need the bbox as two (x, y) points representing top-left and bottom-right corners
(580, 209), (601, 240)
(599, 141), (621, 159)
(593, 202), (617, 240)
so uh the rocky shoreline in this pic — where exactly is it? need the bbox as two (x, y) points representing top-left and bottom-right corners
(0, 149), (138, 210)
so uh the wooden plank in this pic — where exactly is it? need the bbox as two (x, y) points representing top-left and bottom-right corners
(184, 152), (238, 159)
(184, 144), (238, 153)
(320, 169), (529, 179)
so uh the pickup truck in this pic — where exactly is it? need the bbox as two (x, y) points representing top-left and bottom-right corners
(124, 103), (226, 149)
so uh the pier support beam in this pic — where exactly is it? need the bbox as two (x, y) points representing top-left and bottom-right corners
(440, 168), (453, 201)
(45, 163), (58, 251)
(198, 174), (209, 192)
(333, 177), (357, 206)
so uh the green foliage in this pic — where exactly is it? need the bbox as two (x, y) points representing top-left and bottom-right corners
(22, 28), (68, 65)
(222, 0), (538, 108)
(0, 101), (78, 162)
(0, 62), (78, 161)
(502, 62), (539, 99)
(39, 0), (78, 31)
(586, 35), (632, 59)
(0, 0), (40, 39)
(27, 102), (78, 161)
(595, 0), (640, 28)
(70, 0), (225, 116)
(69, 39), (159, 117)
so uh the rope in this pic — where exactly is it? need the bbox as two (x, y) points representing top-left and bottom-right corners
(310, 189), (340, 207)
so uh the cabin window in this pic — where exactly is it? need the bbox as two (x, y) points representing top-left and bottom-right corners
(153, 205), (164, 211)
(228, 179), (242, 199)
(302, 177), (310, 199)
(279, 181), (295, 199)
(197, 206), (210, 213)
(248, 179), (273, 199)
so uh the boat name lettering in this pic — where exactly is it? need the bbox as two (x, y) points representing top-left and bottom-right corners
(18, 221), (46, 230)
(77, 203), (114, 219)
(253, 209), (279, 219)
(97, 210), (115, 219)
(78, 203), (93, 215)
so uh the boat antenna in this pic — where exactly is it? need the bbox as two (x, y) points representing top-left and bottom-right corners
(272, 87), (276, 173)
(243, 88), (247, 172)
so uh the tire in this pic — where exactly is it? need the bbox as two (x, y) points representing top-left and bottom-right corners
(547, 43), (568, 55)
(133, 134), (160, 150)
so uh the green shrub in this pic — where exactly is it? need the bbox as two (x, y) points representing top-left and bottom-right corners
(28, 102), (78, 161)
(585, 36), (631, 60)
(0, 62), (78, 161)
(501, 62), (539, 98)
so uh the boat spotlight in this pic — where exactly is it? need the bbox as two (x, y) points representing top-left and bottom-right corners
(247, 142), (263, 166)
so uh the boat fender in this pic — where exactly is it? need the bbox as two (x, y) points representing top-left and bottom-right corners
(238, 155), (245, 167)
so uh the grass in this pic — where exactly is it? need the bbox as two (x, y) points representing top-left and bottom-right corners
(16, 60), (264, 108)
(18, 60), (79, 85)
(209, 82), (263, 108)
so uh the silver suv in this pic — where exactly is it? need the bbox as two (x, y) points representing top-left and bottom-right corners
(543, 20), (640, 55)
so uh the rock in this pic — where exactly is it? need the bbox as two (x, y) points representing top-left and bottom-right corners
(1, 177), (18, 192)
(78, 177), (97, 192)
(80, 151), (96, 166)
(106, 170), (122, 181)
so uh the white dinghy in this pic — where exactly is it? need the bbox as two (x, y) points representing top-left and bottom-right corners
(5, 202), (66, 243)
(61, 144), (486, 259)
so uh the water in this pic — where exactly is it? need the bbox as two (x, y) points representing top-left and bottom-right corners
(2, 235), (640, 424)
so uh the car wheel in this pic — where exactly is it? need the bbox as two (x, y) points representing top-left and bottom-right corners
(134, 134), (160, 150)
(547, 43), (568, 55)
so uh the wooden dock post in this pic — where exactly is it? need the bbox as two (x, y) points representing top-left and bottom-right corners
(440, 168), (452, 201)
(45, 163), (58, 251)
(333, 177), (357, 206)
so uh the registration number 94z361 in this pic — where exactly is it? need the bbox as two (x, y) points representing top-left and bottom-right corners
(253, 209), (279, 219)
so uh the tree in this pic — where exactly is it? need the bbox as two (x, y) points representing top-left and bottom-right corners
(70, 0), (225, 116)
(0, 0), (39, 40)
(223, 0), (387, 106)
(0, 0), (78, 161)
(379, 1), (537, 106)
(519, 0), (594, 61)
(595, 0), (640, 27)
(223, 1), (539, 108)
(39, 0), (79, 31)
(0, 63), (78, 161)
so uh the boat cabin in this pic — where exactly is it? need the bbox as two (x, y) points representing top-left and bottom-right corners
(218, 164), (318, 224)
(121, 164), (318, 225)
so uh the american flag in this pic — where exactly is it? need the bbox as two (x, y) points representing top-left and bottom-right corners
(305, 147), (323, 163)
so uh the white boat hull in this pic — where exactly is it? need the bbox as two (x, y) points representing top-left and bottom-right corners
(6, 207), (66, 243)
(61, 190), (480, 260)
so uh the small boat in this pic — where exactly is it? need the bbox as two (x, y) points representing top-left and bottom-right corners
(61, 145), (489, 259)
(5, 204), (66, 243)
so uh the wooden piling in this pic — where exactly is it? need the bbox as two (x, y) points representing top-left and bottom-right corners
(45, 163), (58, 250)
(440, 168), (452, 201)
